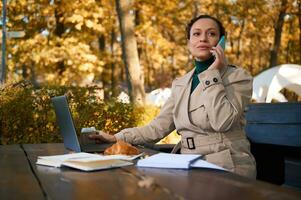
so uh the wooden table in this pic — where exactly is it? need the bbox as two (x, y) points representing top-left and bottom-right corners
(1, 143), (301, 200)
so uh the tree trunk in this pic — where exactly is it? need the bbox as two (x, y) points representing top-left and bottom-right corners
(193, 1), (200, 18)
(110, 29), (117, 97)
(171, 50), (177, 80)
(286, 18), (293, 63)
(29, 62), (39, 88)
(115, 0), (145, 105)
(98, 34), (110, 99)
(144, 47), (151, 90)
(269, 0), (288, 68)
(54, 5), (66, 81)
(236, 19), (245, 60)
(22, 65), (28, 79)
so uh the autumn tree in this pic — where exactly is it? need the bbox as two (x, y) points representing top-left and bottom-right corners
(1, 0), (300, 96)
(6, 0), (106, 85)
(115, 0), (145, 105)
(269, 0), (289, 68)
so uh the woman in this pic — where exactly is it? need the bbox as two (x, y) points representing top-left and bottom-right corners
(91, 15), (256, 179)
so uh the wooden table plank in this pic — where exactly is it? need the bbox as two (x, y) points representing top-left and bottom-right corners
(129, 167), (301, 200)
(13, 143), (301, 200)
(23, 143), (178, 200)
(0, 145), (44, 200)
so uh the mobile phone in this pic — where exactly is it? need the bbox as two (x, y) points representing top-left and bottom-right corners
(211, 36), (225, 59)
(80, 127), (97, 145)
(217, 35), (226, 50)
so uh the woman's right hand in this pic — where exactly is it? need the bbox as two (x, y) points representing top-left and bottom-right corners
(88, 130), (117, 143)
(208, 45), (227, 70)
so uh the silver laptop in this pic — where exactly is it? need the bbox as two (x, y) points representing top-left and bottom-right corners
(51, 95), (111, 153)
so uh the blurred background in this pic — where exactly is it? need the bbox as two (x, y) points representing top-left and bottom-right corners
(0, 0), (300, 144)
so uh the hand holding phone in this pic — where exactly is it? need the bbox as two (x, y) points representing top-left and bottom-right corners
(211, 35), (225, 58)
(208, 35), (227, 70)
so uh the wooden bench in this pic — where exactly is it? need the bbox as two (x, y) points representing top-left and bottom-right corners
(245, 102), (301, 189)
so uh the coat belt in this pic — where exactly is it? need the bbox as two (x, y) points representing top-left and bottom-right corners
(180, 131), (246, 150)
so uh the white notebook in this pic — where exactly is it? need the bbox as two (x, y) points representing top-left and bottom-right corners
(137, 153), (227, 171)
(36, 152), (143, 171)
(190, 159), (227, 171)
(61, 159), (133, 171)
(137, 153), (201, 169)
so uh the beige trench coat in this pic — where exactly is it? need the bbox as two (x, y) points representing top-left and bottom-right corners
(115, 65), (257, 179)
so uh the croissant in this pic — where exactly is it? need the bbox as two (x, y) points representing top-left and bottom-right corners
(104, 140), (140, 155)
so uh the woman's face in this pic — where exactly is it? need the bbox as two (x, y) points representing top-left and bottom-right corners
(188, 18), (221, 61)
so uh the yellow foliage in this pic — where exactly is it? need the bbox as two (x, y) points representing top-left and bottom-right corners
(0, 83), (143, 144)
(4, 0), (300, 92)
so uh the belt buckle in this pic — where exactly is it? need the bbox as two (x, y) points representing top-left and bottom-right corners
(186, 137), (195, 149)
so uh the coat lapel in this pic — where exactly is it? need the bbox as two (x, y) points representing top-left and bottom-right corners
(189, 66), (228, 111)
(173, 69), (194, 129)
(189, 84), (205, 111)
(172, 65), (229, 133)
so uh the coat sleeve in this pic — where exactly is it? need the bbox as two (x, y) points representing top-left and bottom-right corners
(114, 85), (176, 145)
(198, 67), (253, 132)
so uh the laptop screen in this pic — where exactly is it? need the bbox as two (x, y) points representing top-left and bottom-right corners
(51, 95), (81, 152)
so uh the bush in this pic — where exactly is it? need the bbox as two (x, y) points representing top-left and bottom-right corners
(0, 81), (142, 145)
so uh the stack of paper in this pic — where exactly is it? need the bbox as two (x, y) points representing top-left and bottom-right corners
(137, 153), (227, 171)
(36, 152), (143, 171)
(36, 153), (100, 167)
(137, 153), (201, 169)
(61, 159), (133, 171)
(190, 159), (226, 171)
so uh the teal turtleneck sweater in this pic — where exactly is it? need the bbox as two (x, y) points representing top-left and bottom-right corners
(191, 56), (215, 93)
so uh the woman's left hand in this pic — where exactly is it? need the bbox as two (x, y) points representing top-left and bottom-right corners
(208, 45), (227, 70)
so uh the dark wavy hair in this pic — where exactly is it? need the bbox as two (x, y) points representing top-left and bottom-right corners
(186, 15), (226, 40)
